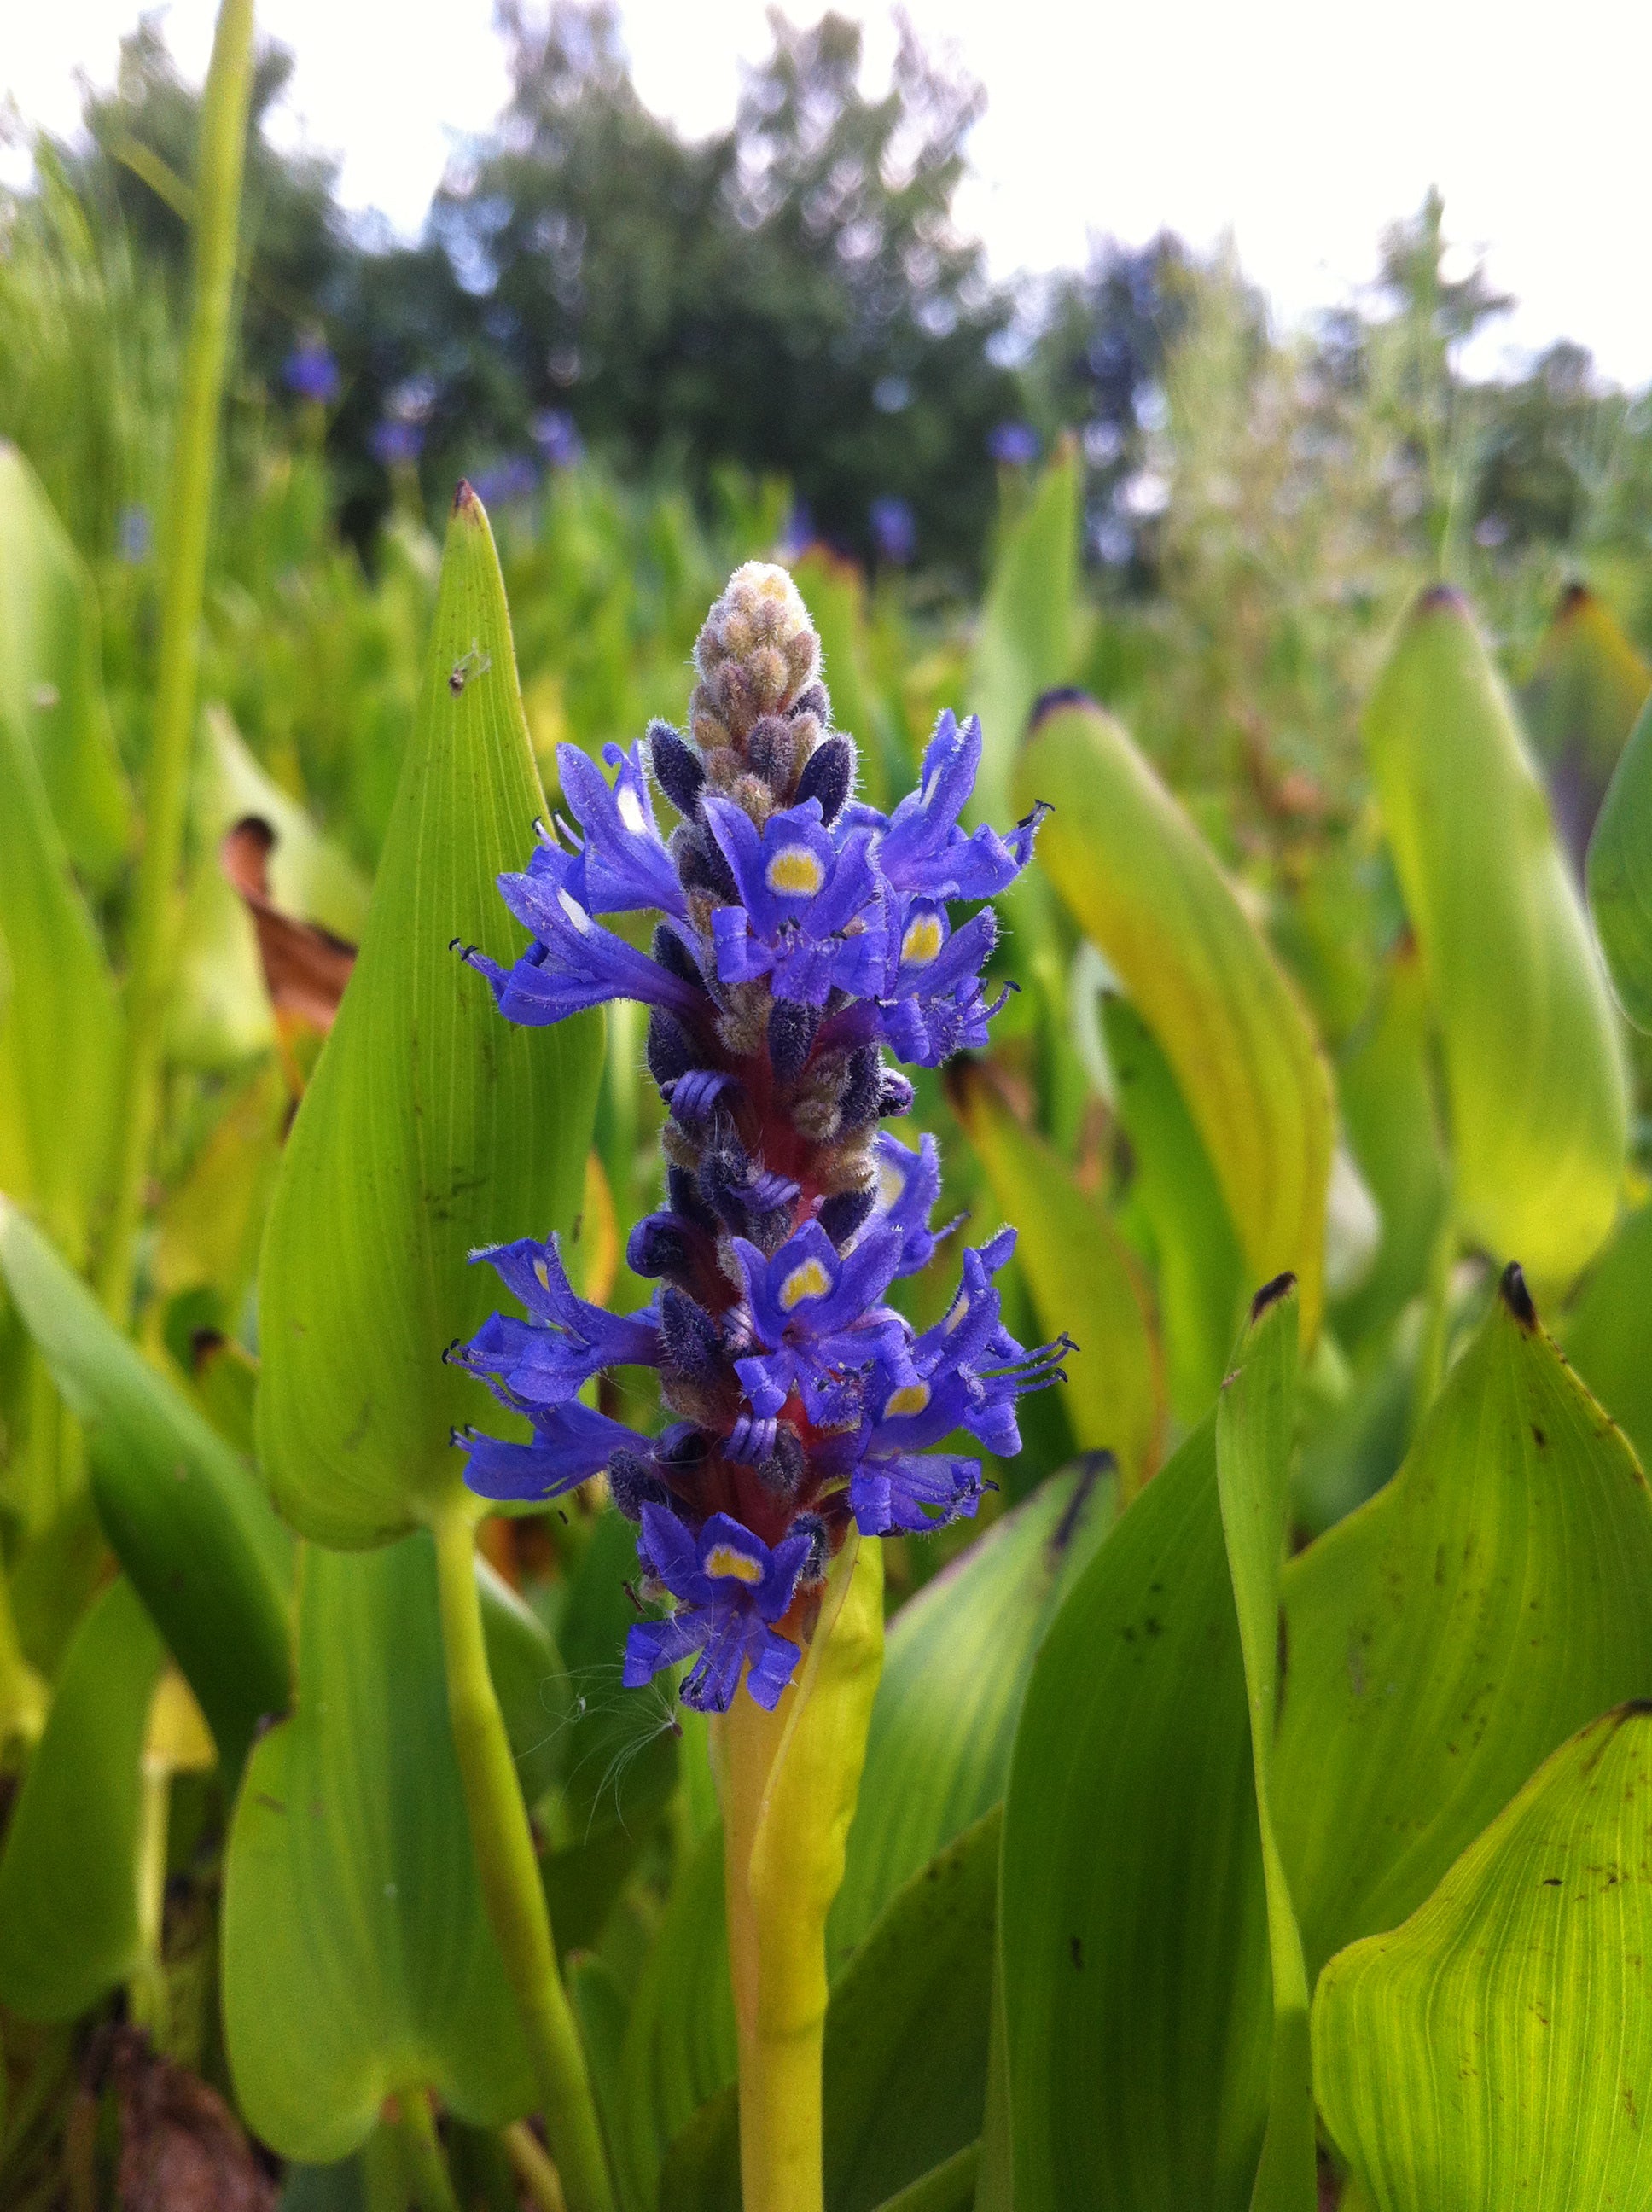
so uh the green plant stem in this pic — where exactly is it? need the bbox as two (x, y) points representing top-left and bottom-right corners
(430, 1505), (614, 2212)
(503, 2122), (568, 2212)
(96, 0), (256, 1324)
(128, 1755), (171, 2034)
(394, 2092), (461, 2212)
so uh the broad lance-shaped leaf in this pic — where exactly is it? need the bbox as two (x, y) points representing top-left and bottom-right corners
(1313, 1704), (1652, 2209)
(949, 1064), (1162, 1498)
(221, 1533), (537, 2163)
(999, 1415), (1271, 2210)
(1017, 693), (1335, 1340)
(0, 1578), (164, 2021)
(1365, 586), (1626, 1286)
(1272, 1264), (1652, 1984)
(256, 485), (604, 1547)
(967, 440), (1081, 833)
(832, 1459), (1115, 1965)
(1525, 580), (1650, 870)
(1560, 1197), (1652, 1470)
(1589, 687), (1652, 1034)
(0, 1194), (290, 1777)
(1215, 1280), (1314, 2212)
(1103, 994), (1244, 1426)
(0, 442), (131, 883)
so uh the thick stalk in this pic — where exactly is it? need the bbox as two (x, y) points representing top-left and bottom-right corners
(393, 2092), (461, 2212)
(714, 1539), (884, 2212)
(128, 1758), (171, 2034)
(97, 0), (256, 1320)
(430, 1506), (614, 2212)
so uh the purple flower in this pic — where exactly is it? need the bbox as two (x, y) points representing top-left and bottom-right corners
(531, 409), (584, 468)
(454, 1234), (660, 1408)
(556, 742), (688, 921)
(369, 418), (425, 467)
(624, 1504), (811, 1711)
(282, 340), (340, 405)
(865, 1132), (957, 1278)
(116, 504), (152, 563)
(463, 840), (707, 1025)
(988, 421), (1041, 467)
(870, 497), (916, 566)
(703, 798), (887, 1006)
(729, 1221), (914, 1422)
(855, 712), (1044, 903)
(876, 907), (1009, 1068)
(460, 1400), (654, 1501)
(472, 455), (540, 509)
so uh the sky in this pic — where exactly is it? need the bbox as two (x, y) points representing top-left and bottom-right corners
(7, 0), (1652, 385)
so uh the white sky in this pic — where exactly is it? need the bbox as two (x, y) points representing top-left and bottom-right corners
(7, 0), (1652, 384)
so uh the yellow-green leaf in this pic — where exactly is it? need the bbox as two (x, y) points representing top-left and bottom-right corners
(255, 487), (603, 1547)
(1016, 693), (1335, 1338)
(968, 444), (1081, 830)
(1313, 1703), (1652, 2209)
(1365, 587), (1626, 1286)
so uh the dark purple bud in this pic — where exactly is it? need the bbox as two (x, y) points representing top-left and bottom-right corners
(788, 1509), (831, 1584)
(755, 1425), (808, 1502)
(672, 824), (738, 902)
(628, 1211), (706, 1280)
(792, 682), (829, 725)
(839, 1044), (885, 1131)
(608, 1449), (669, 1522)
(648, 1009), (700, 1089)
(878, 1070), (916, 1118)
(747, 716), (798, 790)
(668, 1166), (719, 1234)
(649, 720), (705, 816)
(794, 735), (856, 824)
(768, 998), (820, 1086)
(818, 1185), (876, 1245)
(660, 1287), (724, 1384)
(652, 922), (705, 992)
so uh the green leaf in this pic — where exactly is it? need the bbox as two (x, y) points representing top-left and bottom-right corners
(171, 706), (371, 1068)
(614, 1825), (737, 2212)
(221, 1532), (536, 2163)
(1560, 1198), (1652, 1470)
(0, 652), (121, 1267)
(968, 443), (1081, 830)
(999, 1417), (1271, 2210)
(950, 1065), (1162, 1495)
(255, 486), (604, 1547)
(1017, 693), (1335, 1338)
(1330, 941), (1449, 1350)
(868, 2147), (978, 2212)
(0, 1194), (291, 1776)
(0, 442), (131, 883)
(1525, 581), (1650, 862)
(0, 1577), (165, 2020)
(477, 1556), (570, 1812)
(1366, 586), (1626, 1284)
(1103, 994), (1245, 1424)
(1215, 1281), (1314, 2212)
(1312, 1703), (1652, 2209)
(1273, 1266), (1652, 1984)
(1588, 688), (1652, 1034)
(550, 1506), (680, 1850)
(823, 1808), (999, 2212)
(831, 1460), (1115, 1966)
(656, 2089), (738, 2212)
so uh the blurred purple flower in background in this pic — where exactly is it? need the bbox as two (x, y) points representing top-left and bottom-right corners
(869, 496), (916, 566)
(369, 419), (425, 467)
(988, 421), (1040, 466)
(472, 455), (540, 509)
(281, 337), (340, 405)
(116, 504), (153, 563)
(531, 409), (584, 468)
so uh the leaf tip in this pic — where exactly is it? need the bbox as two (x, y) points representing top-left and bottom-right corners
(1498, 1260), (1539, 1330)
(1415, 581), (1469, 620)
(1027, 685), (1093, 737)
(451, 478), (479, 518)
(1249, 1270), (1298, 1324)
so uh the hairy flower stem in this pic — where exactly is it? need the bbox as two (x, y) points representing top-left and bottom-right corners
(714, 1540), (884, 2212)
(96, 0), (255, 1323)
(430, 1506), (615, 2212)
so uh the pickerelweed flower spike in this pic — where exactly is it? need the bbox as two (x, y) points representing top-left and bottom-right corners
(459, 561), (1067, 1712)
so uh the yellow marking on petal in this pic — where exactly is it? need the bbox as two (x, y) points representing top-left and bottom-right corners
(875, 1157), (905, 1207)
(704, 1544), (765, 1586)
(945, 1292), (970, 1332)
(901, 913), (944, 966)
(882, 1381), (931, 1419)
(780, 1257), (832, 1309)
(766, 845), (826, 897)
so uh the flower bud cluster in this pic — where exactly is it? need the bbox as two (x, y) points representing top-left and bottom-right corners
(456, 563), (1068, 1712)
